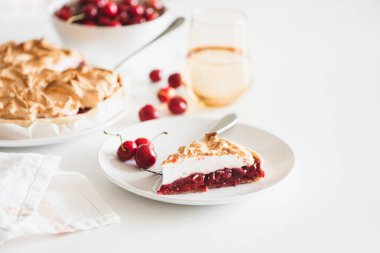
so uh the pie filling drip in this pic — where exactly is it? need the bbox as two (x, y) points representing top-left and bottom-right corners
(158, 133), (265, 194)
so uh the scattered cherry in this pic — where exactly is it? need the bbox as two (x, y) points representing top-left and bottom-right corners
(149, 69), (161, 82)
(168, 96), (187, 114)
(139, 104), (160, 121)
(168, 73), (182, 89)
(134, 144), (157, 169)
(157, 87), (176, 103)
(117, 140), (137, 161)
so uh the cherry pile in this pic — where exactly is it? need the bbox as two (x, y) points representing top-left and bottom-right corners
(139, 70), (188, 122)
(55, 0), (164, 27)
(105, 131), (167, 169)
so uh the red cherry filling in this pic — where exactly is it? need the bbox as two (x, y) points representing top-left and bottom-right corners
(157, 160), (264, 195)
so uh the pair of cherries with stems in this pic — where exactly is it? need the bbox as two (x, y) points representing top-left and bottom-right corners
(104, 131), (167, 170)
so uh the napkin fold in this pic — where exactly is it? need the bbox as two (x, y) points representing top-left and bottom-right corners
(0, 152), (120, 244)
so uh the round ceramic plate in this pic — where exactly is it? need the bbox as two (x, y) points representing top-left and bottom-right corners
(0, 107), (130, 148)
(98, 117), (295, 205)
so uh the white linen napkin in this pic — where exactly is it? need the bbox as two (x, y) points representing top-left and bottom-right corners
(0, 152), (120, 244)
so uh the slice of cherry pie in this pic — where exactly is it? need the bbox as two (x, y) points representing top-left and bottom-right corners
(157, 133), (265, 195)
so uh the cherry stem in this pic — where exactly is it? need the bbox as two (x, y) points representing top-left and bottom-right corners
(151, 131), (168, 143)
(103, 131), (126, 151)
(66, 13), (85, 24)
(144, 169), (162, 176)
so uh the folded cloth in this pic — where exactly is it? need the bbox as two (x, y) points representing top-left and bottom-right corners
(0, 152), (120, 244)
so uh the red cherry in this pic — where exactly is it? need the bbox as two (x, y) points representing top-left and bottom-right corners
(109, 20), (121, 26)
(55, 5), (74, 21)
(135, 144), (157, 169)
(147, 0), (163, 10)
(98, 16), (112, 26)
(117, 140), (137, 161)
(168, 73), (182, 88)
(123, 0), (138, 6)
(81, 4), (98, 19)
(95, 0), (109, 8)
(139, 104), (160, 121)
(130, 16), (146, 24)
(157, 87), (176, 103)
(85, 21), (96, 26)
(117, 11), (130, 25)
(102, 1), (118, 17)
(149, 69), (161, 82)
(130, 5), (144, 16)
(145, 8), (159, 21)
(117, 3), (130, 13)
(135, 137), (150, 147)
(168, 96), (187, 114)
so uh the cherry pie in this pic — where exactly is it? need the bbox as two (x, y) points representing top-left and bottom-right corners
(157, 133), (264, 195)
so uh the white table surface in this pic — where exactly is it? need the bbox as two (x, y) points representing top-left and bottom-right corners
(1, 0), (380, 252)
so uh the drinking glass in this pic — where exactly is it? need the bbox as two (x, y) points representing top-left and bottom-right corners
(183, 8), (252, 107)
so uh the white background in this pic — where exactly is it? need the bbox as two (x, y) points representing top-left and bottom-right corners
(1, 0), (380, 252)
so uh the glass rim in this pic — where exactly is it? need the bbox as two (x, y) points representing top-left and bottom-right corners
(191, 8), (247, 26)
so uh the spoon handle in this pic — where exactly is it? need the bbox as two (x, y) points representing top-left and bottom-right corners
(113, 17), (185, 71)
(208, 113), (238, 136)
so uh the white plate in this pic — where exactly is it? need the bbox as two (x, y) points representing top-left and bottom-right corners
(98, 117), (295, 205)
(0, 108), (130, 148)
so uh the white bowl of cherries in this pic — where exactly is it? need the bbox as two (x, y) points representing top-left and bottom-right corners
(49, 0), (171, 67)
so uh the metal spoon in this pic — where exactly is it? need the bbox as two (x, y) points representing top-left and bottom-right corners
(207, 113), (238, 136)
(113, 17), (185, 71)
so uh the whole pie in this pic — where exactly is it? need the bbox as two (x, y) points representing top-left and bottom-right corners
(0, 39), (123, 127)
(157, 133), (265, 195)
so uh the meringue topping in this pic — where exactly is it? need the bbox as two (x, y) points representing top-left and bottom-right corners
(162, 133), (254, 165)
(0, 66), (122, 121)
(0, 39), (122, 122)
(0, 39), (83, 74)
